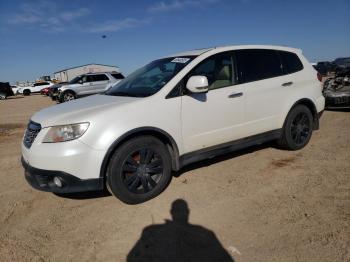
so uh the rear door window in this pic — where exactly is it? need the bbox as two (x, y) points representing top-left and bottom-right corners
(279, 51), (303, 74)
(87, 74), (109, 82)
(91, 74), (109, 82)
(235, 49), (283, 83)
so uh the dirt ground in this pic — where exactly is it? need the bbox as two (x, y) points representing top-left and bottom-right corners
(0, 95), (349, 262)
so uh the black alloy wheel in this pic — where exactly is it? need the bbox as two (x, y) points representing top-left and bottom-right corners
(107, 135), (172, 204)
(277, 104), (313, 150)
(290, 112), (311, 146)
(122, 148), (163, 194)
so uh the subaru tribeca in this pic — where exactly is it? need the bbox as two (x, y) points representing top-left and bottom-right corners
(21, 45), (325, 204)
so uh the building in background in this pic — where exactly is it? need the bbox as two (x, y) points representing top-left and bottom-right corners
(54, 63), (120, 82)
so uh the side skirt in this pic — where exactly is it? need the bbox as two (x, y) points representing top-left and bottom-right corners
(179, 129), (282, 168)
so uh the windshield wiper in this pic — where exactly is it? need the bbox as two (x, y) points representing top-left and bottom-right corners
(108, 91), (140, 97)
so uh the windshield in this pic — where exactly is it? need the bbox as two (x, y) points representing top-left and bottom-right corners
(106, 56), (195, 97)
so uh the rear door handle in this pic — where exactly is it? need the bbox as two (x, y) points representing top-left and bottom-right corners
(228, 92), (243, 98)
(282, 81), (293, 87)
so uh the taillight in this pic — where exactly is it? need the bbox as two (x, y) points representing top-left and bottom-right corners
(317, 72), (322, 82)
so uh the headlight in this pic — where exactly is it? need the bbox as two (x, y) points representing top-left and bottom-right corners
(42, 123), (89, 143)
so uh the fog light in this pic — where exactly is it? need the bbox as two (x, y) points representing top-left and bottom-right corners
(53, 177), (63, 188)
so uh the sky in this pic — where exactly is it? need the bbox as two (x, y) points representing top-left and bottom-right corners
(0, 0), (349, 83)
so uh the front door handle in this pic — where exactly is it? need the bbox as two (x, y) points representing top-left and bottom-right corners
(228, 92), (243, 98)
(282, 81), (293, 87)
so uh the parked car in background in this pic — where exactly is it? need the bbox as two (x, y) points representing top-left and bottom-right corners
(0, 82), (15, 100)
(17, 82), (54, 96)
(333, 57), (350, 69)
(21, 45), (325, 204)
(323, 67), (350, 109)
(56, 72), (124, 103)
(40, 87), (51, 96)
(47, 82), (68, 99)
(314, 61), (336, 76)
(11, 85), (19, 94)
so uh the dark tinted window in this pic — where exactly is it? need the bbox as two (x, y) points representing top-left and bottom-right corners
(279, 51), (303, 74)
(189, 52), (235, 90)
(111, 73), (125, 80)
(84, 74), (108, 82)
(69, 76), (83, 84)
(84, 75), (93, 82)
(236, 49), (283, 83)
(34, 82), (49, 86)
(91, 74), (109, 81)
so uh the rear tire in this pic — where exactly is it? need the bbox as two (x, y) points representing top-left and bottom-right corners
(107, 136), (172, 204)
(277, 105), (313, 150)
(23, 89), (31, 96)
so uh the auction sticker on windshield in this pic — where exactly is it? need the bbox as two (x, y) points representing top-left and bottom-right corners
(171, 57), (190, 63)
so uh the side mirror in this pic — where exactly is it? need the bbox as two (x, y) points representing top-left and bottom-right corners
(186, 76), (209, 93)
(78, 80), (83, 84)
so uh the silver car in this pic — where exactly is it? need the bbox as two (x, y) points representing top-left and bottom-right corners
(57, 72), (124, 102)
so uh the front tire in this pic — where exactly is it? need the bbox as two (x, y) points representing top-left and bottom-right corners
(278, 105), (313, 150)
(62, 91), (76, 102)
(107, 136), (172, 204)
(23, 89), (31, 96)
(0, 92), (6, 100)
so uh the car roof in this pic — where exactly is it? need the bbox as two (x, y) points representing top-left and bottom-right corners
(167, 47), (214, 57)
(84, 71), (120, 75)
(167, 45), (301, 58)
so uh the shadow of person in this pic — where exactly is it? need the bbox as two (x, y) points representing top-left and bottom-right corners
(127, 199), (234, 262)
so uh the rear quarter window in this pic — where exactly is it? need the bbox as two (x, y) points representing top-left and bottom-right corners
(279, 51), (303, 74)
(111, 73), (125, 80)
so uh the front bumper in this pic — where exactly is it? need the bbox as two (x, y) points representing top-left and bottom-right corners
(49, 91), (59, 101)
(22, 157), (104, 193)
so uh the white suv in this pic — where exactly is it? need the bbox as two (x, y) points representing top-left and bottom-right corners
(21, 45), (325, 204)
(17, 82), (54, 96)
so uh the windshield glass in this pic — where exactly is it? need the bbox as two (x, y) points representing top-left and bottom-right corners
(69, 76), (82, 84)
(106, 56), (195, 97)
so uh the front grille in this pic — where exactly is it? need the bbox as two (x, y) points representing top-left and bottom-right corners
(23, 121), (41, 148)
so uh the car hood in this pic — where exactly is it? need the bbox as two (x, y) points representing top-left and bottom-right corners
(31, 94), (141, 127)
(18, 86), (32, 90)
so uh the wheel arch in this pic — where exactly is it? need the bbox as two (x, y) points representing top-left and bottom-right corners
(99, 127), (180, 179)
(285, 98), (319, 130)
(62, 89), (77, 96)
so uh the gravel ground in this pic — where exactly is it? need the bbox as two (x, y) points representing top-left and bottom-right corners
(0, 95), (349, 262)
